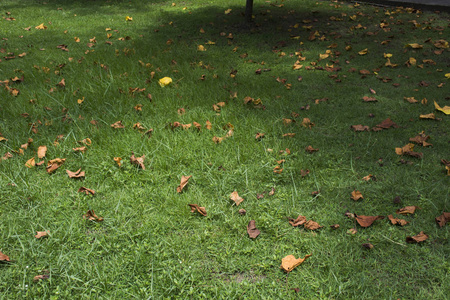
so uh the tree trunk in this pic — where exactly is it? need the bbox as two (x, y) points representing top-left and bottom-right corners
(245, 0), (253, 22)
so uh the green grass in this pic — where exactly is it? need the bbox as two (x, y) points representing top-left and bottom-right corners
(0, 0), (449, 298)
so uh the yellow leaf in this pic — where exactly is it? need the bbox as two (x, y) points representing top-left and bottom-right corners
(406, 43), (423, 49)
(383, 53), (392, 58)
(197, 45), (206, 51)
(125, 16), (133, 21)
(280, 254), (312, 273)
(25, 157), (35, 168)
(77, 97), (85, 104)
(114, 157), (122, 167)
(35, 23), (47, 30)
(434, 101), (450, 115)
(419, 113), (436, 119)
(445, 73), (450, 79)
(358, 48), (368, 55)
(224, 9), (232, 14)
(158, 77), (172, 87)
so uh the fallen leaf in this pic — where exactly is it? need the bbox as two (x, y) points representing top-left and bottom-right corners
(351, 190), (363, 201)
(130, 152), (145, 169)
(351, 125), (370, 132)
(288, 215), (307, 227)
(358, 48), (368, 55)
(158, 77), (172, 87)
(347, 228), (358, 234)
(212, 136), (224, 144)
(206, 120), (212, 130)
(0, 251), (10, 262)
(330, 224), (340, 229)
(255, 132), (265, 140)
(35, 23), (48, 30)
(239, 209), (246, 215)
(283, 133), (296, 138)
(300, 169), (310, 177)
(37, 146), (47, 158)
(362, 243), (374, 249)
(301, 118), (314, 128)
(230, 191), (244, 206)
(435, 212), (450, 227)
(269, 187), (275, 196)
(25, 157), (36, 168)
(188, 204), (207, 216)
(419, 113), (439, 120)
(46, 158), (66, 174)
(83, 210), (104, 222)
(388, 215), (409, 226)
(374, 118), (399, 130)
(362, 96), (377, 102)
(66, 168), (85, 178)
(396, 206), (420, 215)
(33, 274), (49, 282)
(362, 174), (373, 181)
(114, 157), (122, 167)
(355, 215), (385, 227)
(404, 97), (419, 103)
(406, 43), (423, 49)
(35, 231), (49, 239)
(434, 101), (450, 115)
(280, 254), (312, 273)
(111, 121), (125, 129)
(125, 16), (133, 21)
(177, 175), (192, 193)
(304, 220), (322, 230)
(406, 231), (428, 243)
(72, 146), (87, 153)
(247, 220), (260, 239)
(78, 187), (95, 195)
(305, 145), (319, 153)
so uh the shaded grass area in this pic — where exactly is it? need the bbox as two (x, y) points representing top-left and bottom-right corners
(0, 0), (449, 298)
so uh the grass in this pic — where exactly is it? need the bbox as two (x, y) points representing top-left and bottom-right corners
(0, 0), (449, 298)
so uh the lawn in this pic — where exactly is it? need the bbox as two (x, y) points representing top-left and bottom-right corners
(0, 0), (449, 298)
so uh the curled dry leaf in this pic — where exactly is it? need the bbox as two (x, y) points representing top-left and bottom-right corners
(304, 220), (322, 230)
(111, 121), (125, 129)
(396, 206), (420, 215)
(281, 254), (312, 273)
(33, 274), (50, 282)
(46, 158), (66, 174)
(247, 220), (260, 239)
(114, 157), (122, 167)
(66, 168), (85, 179)
(177, 175), (192, 193)
(130, 152), (145, 169)
(0, 251), (10, 262)
(330, 224), (340, 229)
(305, 145), (319, 153)
(206, 120), (212, 130)
(193, 122), (201, 131)
(73, 146), (87, 153)
(37, 145), (47, 159)
(78, 186), (95, 195)
(434, 101), (450, 115)
(25, 157), (36, 168)
(255, 132), (265, 140)
(347, 228), (358, 234)
(83, 210), (103, 222)
(238, 209), (246, 215)
(283, 133), (295, 138)
(188, 204), (207, 216)
(300, 169), (310, 177)
(406, 231), (428, 243)
(351, 190), (363, 201)
(435, 212), (450, 227)
(212, 136), (224, 144)
(362, 96), (377, 102)
(374, 118), (399, 130)
(301, 118), (314, 128)
(78, 138), (92, 146)
(351, 125), (370, 132)
(355, 215), (385, 227)
(388, 215), (409, 226)
(230, 191), (244, 206)
(35, 231), (49, 239)
(362, 243), (374, 249)
(289, 215), (307, 227)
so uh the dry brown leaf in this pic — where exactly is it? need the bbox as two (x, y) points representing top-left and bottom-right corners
(255, 132), (265, 140)
(374, 118), (399, 130)
(301, 118), (314, 128)
(281, 254), (312, 273)
(351, 125), (370, 132)
(46, 158), (66, 174)
(25, 157), (36, 168)
(409, 133), (432, 146)
(130, 152), (145, 169)
(111, 120), (125, 129)
(247, 220), (260, 239)
(33, 274), (49, 282)
(330, 224), (340, 229)
(230, 191), (244, 206)
(206, 120), (212, 130)
(300, 169), (310, 177)
(114, 157), (122, 167)
(78, 186), (95, 195)
(188, 204), (207, 216)
(239, 209), (246, 215)
(83, 210), (104, 222)
(404, 97), (418, 104)
(355, 215), (385, 227)
(37, 145), (47, 158)
(212, 136), (224, 144)
(351, 190), (363, 201)
(288, 215), (307, 227)
(66, 168), (85, 178)
(0, 251), (10, 262)
(396, 206), (420, 215)
(269, 187), (276, 196)
(78, 138), (92, 146)
(304, 220), (322, 230)
(388, 215), (409, 226)
(72, 146), (87, 153)
(305, 145), (319, 153)
(273, 165), (283, 174)
(177, 175), (192, 193)
(283, 133), (296, 138)
(347, 228), (358, 234)
(435, 212), (450, 227)
(35, 231), (49, 239)
(362, 243), (374, 249)
(406, 231), (428, 243)
(420, 113), (440, 120)
(362, 174), (373, 181)
(193, 122), (201, 131)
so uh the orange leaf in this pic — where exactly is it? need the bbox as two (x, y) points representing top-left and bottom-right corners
(177, 175), (192, 193)
(350, 125), (369, 132)
(72, 146), (87, 153)
(78, 187), (95, 195)
(46, 158), (66, 174)
(406, 231), (428, 243)
(281, 254), (312, 273)
(351, 190), (363, 201)
(247, 220), (260, 239)
(114, 157), (122, 167)
(83, 210), (103, 222)
(355, 215), (384, 227)
(188, 204), (207, 216)
(37, 145), (47, 158)
(305, 145), (319, 153)
(304, 220), (322, 230)
(230, 191), (244, 206)
(66, 168), (85, 178)
(111, 121), (125, 129)
(396, 206), (420, 215)
(288, 215), (307, 227)
(387, 215), (409, 226)
(35, 231), (49, 239)
(0, 251), (10, 262)
(25, 157), (36, 168)
(130, 152), (145, 169)
(33, 274), (50, 282)
(206, 120), (212, 130)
